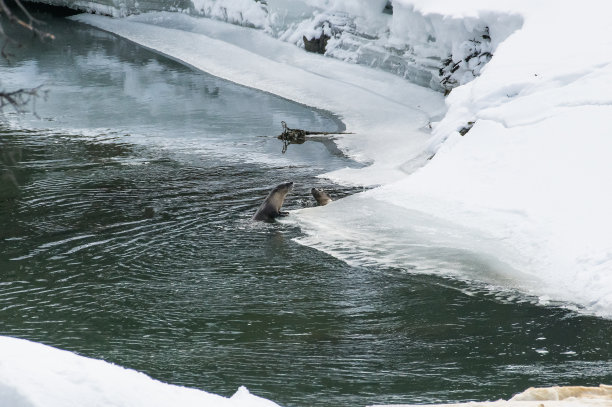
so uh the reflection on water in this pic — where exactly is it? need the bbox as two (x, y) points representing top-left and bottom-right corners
(1, 10), (348, 168)
(1, 10), (611, 407)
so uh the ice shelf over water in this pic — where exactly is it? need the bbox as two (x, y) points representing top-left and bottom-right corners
(72, 10), (446, 185)
(71, 0), (612, 319)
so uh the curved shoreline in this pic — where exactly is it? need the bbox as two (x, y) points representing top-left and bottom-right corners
(71, 12), (446, 186)
(70, 12), (612, 318)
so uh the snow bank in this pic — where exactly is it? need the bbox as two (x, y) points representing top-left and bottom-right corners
(0, 336), (280, 407)
(265, 0), (522, 91)
(366, 1), (612, 317)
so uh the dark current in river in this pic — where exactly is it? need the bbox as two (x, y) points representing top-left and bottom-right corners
(0, 10), (611, 407)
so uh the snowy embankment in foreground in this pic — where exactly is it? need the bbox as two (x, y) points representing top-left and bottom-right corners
(0, 336), (280, 407)
(71, 0), (612, 318)
(1, 336), (610, 407)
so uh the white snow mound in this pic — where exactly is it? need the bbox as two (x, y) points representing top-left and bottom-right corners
(0, 336), (281, 407)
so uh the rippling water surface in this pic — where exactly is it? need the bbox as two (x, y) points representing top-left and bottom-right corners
(1, 10), (611, 407)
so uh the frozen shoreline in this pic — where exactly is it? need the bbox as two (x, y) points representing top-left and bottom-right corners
(72, 12), (445, 186)
(71, 1), (612, 319)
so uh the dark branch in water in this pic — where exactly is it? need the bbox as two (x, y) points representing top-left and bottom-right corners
(277, 120), (352, 153)
(0, 84), (47, 113)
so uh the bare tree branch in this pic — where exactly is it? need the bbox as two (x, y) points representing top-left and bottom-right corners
(0, 0), (54, 41)
(0, 0), (54, 112)
(0, 84), (47, 112)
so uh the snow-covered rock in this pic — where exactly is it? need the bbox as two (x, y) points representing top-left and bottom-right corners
(266, 0), (522, 91)
(368, 385), (612, 407)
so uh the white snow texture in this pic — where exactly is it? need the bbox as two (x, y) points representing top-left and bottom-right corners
(0, 336), (280, 407)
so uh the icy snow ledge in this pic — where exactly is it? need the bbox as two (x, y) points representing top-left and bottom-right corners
(272, 0), (523, 92)
(369, 385), (612, 407)
(295, 1), (612, 319)
(181, 0), (524, 92)
(71, 12), (445, 186)
(0, 336), (280, 407)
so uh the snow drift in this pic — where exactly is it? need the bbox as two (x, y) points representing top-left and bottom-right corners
(370, 0), (612, 317)
(0, 336), (280, 407)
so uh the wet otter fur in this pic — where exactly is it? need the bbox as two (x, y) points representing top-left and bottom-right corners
(252, 182), (294, 222)
(311, 188), (332, 206)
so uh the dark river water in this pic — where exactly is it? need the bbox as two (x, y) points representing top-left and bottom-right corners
(1, 10), (611, 407)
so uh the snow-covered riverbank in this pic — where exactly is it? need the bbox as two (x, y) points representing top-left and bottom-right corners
(72, 0), (612, 318)
(1, 335), (610, 407)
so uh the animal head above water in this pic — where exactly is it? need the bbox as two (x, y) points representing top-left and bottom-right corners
(311, 187), (332, 206)
(269, 181), (294, 207)
(273, 181), (294, 194)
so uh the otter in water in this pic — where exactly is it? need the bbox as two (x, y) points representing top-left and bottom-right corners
(252, 182), (294, 222)
(311, 188), (332, 206)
